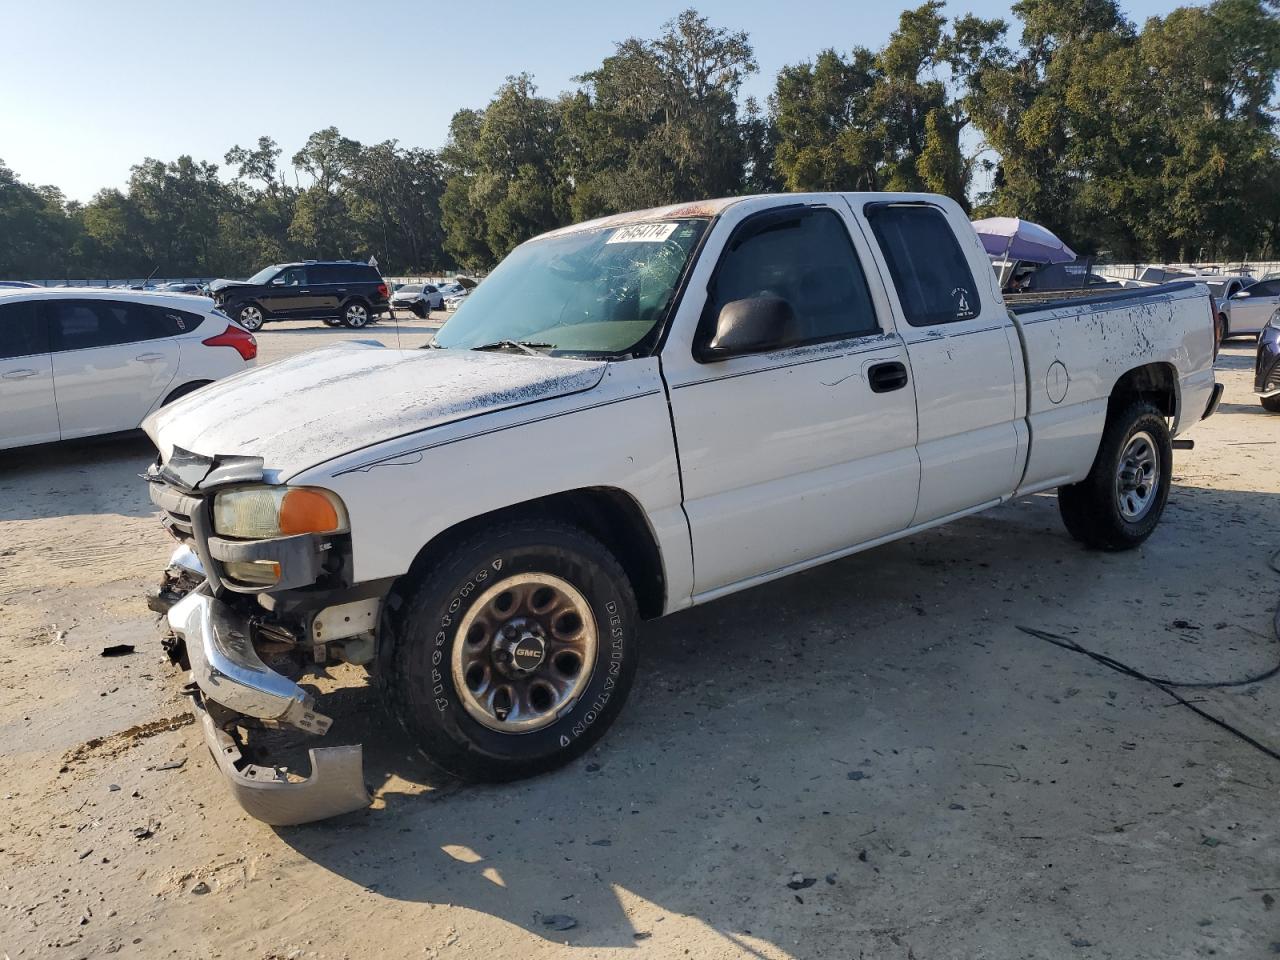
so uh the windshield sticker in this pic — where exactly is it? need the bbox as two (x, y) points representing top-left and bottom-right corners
(606, 222), (680, 244)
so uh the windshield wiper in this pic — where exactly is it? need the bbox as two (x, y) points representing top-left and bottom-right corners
(472, 339), (554, 357)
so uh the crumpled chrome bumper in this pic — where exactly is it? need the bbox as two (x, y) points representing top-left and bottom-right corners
(166, 585), (371, 825)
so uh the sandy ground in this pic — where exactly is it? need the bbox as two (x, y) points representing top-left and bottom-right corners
(1, 331), (1277, 960)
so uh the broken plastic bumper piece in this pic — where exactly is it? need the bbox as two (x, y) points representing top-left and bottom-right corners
(166, 586), (370, 825)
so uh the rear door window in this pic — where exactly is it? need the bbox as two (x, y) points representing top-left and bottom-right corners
(0, 300), (49, 359)
(310, 265), (344, 284)
(46, 299), (169, 352)
(866, 204), (981, 326)
(151, 306), (204, 334)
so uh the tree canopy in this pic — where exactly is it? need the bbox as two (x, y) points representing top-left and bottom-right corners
(3, 1), (1279, 279)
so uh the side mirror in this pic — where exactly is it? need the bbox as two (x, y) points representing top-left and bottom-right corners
(1233, 290), (1251, 299)
(700, 296), (798, 361)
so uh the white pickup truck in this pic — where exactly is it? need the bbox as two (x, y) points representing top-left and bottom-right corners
(142, 193), (1221, 824)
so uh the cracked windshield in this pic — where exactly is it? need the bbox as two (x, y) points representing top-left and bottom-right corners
(433, 218), (708, 356)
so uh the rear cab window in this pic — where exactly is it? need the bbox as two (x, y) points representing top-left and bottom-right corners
(0, 299), (49, 359)
(866, 204), (981, 327)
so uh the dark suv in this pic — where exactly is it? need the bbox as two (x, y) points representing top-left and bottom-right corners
(209, 261), (390, 331)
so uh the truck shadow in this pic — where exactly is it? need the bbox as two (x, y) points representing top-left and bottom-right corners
(275, 481), (1280, 952)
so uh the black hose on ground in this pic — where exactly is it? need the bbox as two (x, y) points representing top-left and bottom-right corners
(1017, 549), (1280, 764)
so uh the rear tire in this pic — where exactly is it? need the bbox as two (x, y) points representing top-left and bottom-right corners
(1057, 400), (1172, 550)
(381, 520), (639, 782)
(342, 300), (370, 328)
(1262, 394), (1280, 413)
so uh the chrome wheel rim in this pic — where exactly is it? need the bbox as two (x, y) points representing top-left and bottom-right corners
(240, 307), (262, 330)
(1116, 430), (1159, 521)
(452, 573), (598, 733)
(346, 304), (367, 327)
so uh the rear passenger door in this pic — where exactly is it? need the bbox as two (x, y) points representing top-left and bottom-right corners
(307, 264), (346, 316)
(45, 299), (179, 439)
(861, 201), (1022, 525)
(664, 202), (920, 597)
(0, 299), (59, 448)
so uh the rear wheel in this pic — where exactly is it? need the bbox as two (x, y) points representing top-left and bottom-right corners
(236, 304), (264, 332)
(1057, 400), (1172, 550)
(342, 301), (369, 328)
(381, 520), (638, 782)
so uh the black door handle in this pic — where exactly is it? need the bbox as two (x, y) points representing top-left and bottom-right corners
(868, 361), (909, 393)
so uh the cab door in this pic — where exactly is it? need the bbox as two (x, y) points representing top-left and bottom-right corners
(45, 298), (179, 439)
(259, 266), (320, 318)
(662, 202), (920, 599)
(0, 298), (59, 448)
(859, 200), (1022, 524)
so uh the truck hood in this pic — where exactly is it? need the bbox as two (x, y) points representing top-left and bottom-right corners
(209, 278), (250, 294)
(143, 343), (608, 480)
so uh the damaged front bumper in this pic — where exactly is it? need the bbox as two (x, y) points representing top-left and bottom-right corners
(165, 581), (371, 825)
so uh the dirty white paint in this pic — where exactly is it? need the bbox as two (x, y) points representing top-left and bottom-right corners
(144, 343), (607, 480)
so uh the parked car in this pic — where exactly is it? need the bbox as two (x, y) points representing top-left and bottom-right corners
(208, 261), (390, 331)
(0, 289), (255, 451)
(0, 280), (39, 288)
(142, 192), (1218, 824)
(389, 283), (444, 317)
(157, 282), (205, 295)
(443, 289), (471, 310)
(1256, 311), (1280, 412)
(1220, 278), (1280, 340)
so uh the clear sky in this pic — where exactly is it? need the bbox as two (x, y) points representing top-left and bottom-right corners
(0, 0), (1200, 202)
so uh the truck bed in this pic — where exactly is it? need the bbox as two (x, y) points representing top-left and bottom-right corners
(1006, 279), (1202, 315)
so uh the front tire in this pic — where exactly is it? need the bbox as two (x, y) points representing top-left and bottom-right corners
(342, 301), (370, 328)
(236, 304), (264, 332)
(1057, 400), (1172, 550)
(381, 520), (639, 782)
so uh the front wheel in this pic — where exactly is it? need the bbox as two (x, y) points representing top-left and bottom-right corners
(342, 301), (370, 328)
(237, 304), (264, 332)
(1057, 400), (1172, 550)
(381, 520), (639, 782)
(1262, 394), (1280, 413)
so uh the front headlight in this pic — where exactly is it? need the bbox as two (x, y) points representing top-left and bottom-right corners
(212, 485), (349, 539)
(1268, 309), (1280, 330)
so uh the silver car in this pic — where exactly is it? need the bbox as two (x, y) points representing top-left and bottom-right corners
(1221, 278), (1280, 340)
(389, 283), (444, 317)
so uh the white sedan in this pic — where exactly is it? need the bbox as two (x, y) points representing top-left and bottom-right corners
(0, 288), (256, 451)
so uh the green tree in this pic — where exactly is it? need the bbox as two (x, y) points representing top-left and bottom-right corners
(771, 3), (1003, 208)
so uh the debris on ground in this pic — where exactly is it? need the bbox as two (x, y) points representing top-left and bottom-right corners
(787, 874), (816, 890)
(541, 914), (577, 931)
(100, 644), (135, 657)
